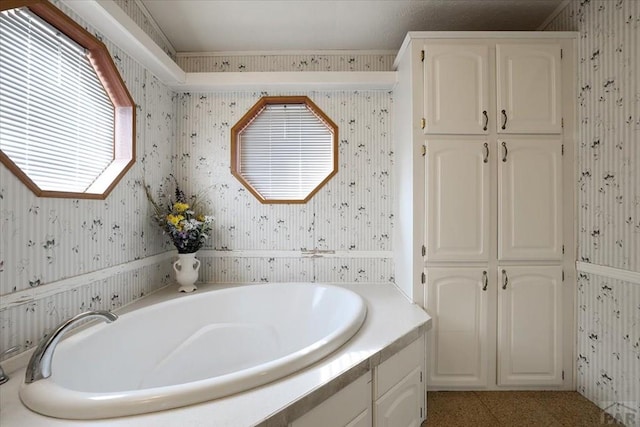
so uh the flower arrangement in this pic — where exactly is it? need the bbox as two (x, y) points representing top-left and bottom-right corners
(145, 178), (214, 254)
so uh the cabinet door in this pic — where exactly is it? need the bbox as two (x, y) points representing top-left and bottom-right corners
(426, 140), (490, 262)
(424, 45), (490, 134)
(426, 268), (490, 387)
(496, 44), (562, 134)
(498, 138), (562, 261)
(497, 266), (563, 386)
(374, 366), (423, 427)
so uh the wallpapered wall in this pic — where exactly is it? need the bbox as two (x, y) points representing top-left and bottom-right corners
(546, 0), (639, 422)
(0, 1), (395, 360)
(0, 1), (175, 357)
(172, 27), (396, 285)
(174, 90), (394, 284)
(4, 6), (636, 422)
(176, 54), (396, 72)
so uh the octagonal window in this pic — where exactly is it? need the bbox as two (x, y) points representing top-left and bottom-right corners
(231, 96), (338, 204)
(0, 2), (135, 199)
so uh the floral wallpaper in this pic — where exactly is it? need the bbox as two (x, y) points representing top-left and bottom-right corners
(576, 272), (639, 425)
(547, 0), (638, 272)
(546, 0), (639, 423)
(0, 0), (396, 362)
(0, 1), (175, 359)
(0, 1), (634, 424)
(175, 90), (394, 284)
(177, 53), (396, 73)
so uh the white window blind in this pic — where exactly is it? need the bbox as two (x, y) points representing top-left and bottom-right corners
(0, 8), (115, 193)
(239, 103), (334, 200)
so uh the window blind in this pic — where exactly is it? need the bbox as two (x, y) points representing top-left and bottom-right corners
(239, 103), (334, 200)
(0, 8), (115, 193)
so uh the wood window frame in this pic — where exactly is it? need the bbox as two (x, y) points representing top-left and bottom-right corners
(230, 96), (339, 204)
(0, 0), (136, 199)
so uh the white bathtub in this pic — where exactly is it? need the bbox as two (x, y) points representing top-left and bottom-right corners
(19, 283), (367, 419)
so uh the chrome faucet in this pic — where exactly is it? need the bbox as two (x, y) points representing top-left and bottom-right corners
(25, 310), (118, 384)
(0, 345), (20, 385)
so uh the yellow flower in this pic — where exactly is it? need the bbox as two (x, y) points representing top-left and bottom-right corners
(167, 214), (184, 227)
(196, 214), (205, 221)
(173, 202), (189, 213)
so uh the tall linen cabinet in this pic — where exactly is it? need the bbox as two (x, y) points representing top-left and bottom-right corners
(392, 32), (577, 390)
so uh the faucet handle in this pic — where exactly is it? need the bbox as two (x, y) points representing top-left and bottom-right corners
(0, 345), (20, 385)
(1, 345), (20, 359)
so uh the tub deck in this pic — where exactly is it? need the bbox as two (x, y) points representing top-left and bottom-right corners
(0, 282), (431, 427)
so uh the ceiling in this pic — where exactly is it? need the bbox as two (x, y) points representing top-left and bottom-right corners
(140, 0), (565, 53)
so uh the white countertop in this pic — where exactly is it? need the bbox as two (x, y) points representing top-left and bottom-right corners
(0, 282), (430, 426)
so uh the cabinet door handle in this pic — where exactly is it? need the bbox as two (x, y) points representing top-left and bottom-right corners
(482, 271), (488, 291)
(483, 143), (489, 163)
(501, 141), (508, 162)
(501, 109), (508, 130)
(482, 110), (488, 131)
(502, 269), (509, 290)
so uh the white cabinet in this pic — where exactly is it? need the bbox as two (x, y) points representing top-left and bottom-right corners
(375, 366), (423, 427)
(393, 33), (574, 390)
(427, 265), (563, 388)
(374, 335), (426, 426)
(393, 34), (575, 390)
(426, 137), (562, 264)
(423, 43), (561, 136)
(290, 372), (372, 427)
(426, 139), (490, 262)
(423, 45), (490, 134)
(426, 268), (490, 387)
(291, 336), (426, 427)
(496, 44), (562, 134)
(498, 137), (563, 261)
(497, 266), (563, 386)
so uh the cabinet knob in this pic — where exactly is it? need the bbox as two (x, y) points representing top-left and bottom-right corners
(483, 143), (489, 163)
(502, 269), (509, 290)
(501, 141), (508, 162)
(482, 110), (488, 131)
(482, 271), (488, 291)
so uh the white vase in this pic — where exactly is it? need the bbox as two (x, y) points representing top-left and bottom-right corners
(173, 253), (200, 293)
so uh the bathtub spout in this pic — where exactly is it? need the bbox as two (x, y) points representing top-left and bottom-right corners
(25, 310), (118, 384)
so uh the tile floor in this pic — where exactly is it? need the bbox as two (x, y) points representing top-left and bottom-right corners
(423, 391), (625, 426)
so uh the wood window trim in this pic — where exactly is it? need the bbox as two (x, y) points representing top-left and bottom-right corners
(0, 0), (136, 199)
(230, 96), (339, 204)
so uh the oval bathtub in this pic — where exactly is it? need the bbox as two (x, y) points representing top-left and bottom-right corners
(19, 283), (367, 419)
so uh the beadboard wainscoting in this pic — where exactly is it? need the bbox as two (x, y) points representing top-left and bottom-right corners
(545, 0), (639, 422)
